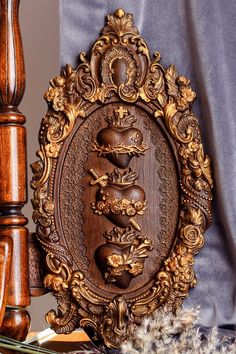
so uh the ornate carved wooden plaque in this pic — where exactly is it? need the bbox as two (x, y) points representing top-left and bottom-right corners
(31, 9), (213, 349)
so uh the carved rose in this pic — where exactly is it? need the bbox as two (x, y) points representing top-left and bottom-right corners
(107, 254), (124, 268)
(129, 261), (144, 276)
(53, 91), (65, 111)
(121, 198), (130, 209)
(102, 199), (113, 215)
(180, 225), (204, 250)
(133, 201), (144, 211)
(45, 143), (61, 158)
(96, 201), (106, 212)
(54, 76), (65, 87)
(176, 97), (188, 111)
(164, 257), (178, 273)
(110, 201), (122, 214)
(126, 206), (136, 216)
(43, 200), (55, 215)
(46, 87), (57, 101)
(178, 253), (194, 267)
(173, 75), (196, 111)
(177, 76), (190, 87)
(45, 87), (65, 112)
(93, 197), (146, 217)
(180, 87), (196, 103)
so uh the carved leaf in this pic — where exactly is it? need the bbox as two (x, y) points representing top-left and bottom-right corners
(186, 208), (203, 226)
(103, 12), (139, 37)
(30, 8), (213, 350)
(164, 102), (178, 121)
(154, 109), (164, 119)
(165, 65), (179, 98)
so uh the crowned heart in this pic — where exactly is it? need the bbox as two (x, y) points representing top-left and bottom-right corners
(94, 184), (146, 228)
(95, 126), (147, 169)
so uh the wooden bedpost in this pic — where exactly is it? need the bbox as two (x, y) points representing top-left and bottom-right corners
(0, 0), (30, 340)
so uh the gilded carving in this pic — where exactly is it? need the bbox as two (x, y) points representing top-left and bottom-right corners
(100, 296), (128, 348)
(31, 8), (213, 349)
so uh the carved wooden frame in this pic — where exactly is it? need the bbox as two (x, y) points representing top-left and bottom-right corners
(31, 9), (213, 349)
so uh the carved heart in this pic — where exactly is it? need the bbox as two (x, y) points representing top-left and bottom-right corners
(96, 184), (146, 228)
(97, 126), (144, 168)
(95, 243), (133, 289)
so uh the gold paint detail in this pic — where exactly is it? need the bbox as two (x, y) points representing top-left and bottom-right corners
(115, 9), (125, 19)
(92, 198), (147, 217)
(104, 229), (153, 282)
(30, 8), (213, 349)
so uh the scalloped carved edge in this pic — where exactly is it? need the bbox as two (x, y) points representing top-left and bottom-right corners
(31, 8), (213, 349)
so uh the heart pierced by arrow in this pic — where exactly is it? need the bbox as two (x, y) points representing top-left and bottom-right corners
(89, 168), (142, 231)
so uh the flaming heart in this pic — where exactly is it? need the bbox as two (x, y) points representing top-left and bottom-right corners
(91, 169), (147, 230)
(95, 242), (133, 289)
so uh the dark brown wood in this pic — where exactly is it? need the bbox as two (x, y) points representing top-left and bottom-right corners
(0, 308), (30, 341)
(0, 0), (30, 341)
(31, 9), (213, 349)
(57, 103), (180, 297)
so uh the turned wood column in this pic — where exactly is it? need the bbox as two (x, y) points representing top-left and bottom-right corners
(0, 0), (30, 341)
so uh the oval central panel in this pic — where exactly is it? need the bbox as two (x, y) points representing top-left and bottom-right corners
(56, 103), (180, 299)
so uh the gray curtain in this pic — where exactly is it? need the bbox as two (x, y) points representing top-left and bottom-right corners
(59, 0), (236, 327)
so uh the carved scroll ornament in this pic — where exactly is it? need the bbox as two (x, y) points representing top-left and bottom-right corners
(31, 9), (213, 349)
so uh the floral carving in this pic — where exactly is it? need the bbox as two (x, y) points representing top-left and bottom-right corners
(106, 236), (153, 278)
(92, 198), (147, 217)
(31, 8), (213, 350)
(104, 9), (139, 37)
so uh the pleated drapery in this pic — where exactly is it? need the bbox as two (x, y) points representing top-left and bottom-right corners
(59, 0), (236, 327)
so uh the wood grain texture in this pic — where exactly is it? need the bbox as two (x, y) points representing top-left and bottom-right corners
(0, 0), (25, 107)
(0, 0), (30, 341)
(0, 308), (30, 341)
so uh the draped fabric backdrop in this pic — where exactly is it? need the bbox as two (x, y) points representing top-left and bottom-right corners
(59, 0), (236, 327)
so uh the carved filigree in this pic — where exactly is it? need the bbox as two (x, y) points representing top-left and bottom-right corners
(92, 198), (147, 217)
(31, 8), (213, 350)
(105, 236), (153, 277)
